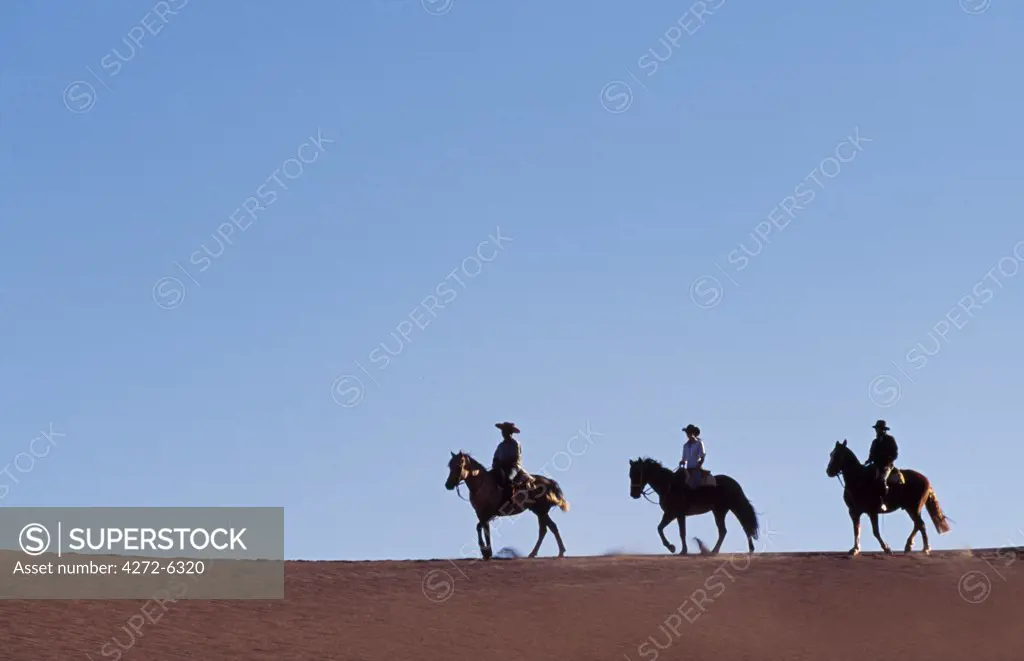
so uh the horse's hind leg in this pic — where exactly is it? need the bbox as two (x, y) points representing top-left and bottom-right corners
(868, 512), (892, 555)
(903, 512), (917, 553)
(528, 512), (548, 558)
(917, 513), (933, 552)
(545, 512), (567, 558)
(903, 507), (926, 553)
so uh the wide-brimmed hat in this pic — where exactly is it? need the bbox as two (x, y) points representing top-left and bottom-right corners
(495, 421), (520, 434)
(682, 424), (701, 436)
(872, 419), (890, 431)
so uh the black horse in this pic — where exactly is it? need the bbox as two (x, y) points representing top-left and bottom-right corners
(629, 457), (760, 554)
(825, 439), (951, 555)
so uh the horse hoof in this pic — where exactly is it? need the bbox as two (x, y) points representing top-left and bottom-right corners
(666, 545), (676, 554)
(923, 548), (931, 555)
(848, 548), (860, 556)
(884, 547), (893, 555)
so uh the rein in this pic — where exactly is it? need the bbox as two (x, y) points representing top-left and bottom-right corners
(447, 462), (475, 502)
(452, 464), (487, 502)
(642, 486), (661, 505)
(829, 446), (855, 490)
(637, 466), (671, 506)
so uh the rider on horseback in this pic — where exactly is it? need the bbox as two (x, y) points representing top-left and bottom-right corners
(492, 422), (533, 502)
(678, 424), (706, 490)
(865, 419), (898, 512)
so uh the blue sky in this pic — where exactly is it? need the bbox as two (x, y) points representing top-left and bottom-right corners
(1, 1), (1022, 560)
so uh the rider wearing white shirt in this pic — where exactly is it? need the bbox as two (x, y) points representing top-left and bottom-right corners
(679, 424), (706, 489)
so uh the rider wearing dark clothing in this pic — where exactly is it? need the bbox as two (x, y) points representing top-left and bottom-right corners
(865, 419), (898, 511)
(492, 422), (530, 498)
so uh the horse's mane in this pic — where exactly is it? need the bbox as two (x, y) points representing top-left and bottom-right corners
(453, 450), (486, 470)
(835, 442), (862, 465)
(635, 456), (670, 471)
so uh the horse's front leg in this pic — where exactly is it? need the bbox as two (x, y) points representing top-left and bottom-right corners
(868, 512), (892, 555)
(476, 521), (488, 560)
(477, 520), (493, 560)
(848, 509), (862, 556)
(657, 511), (677, 553)
(676, 516), (688, 555)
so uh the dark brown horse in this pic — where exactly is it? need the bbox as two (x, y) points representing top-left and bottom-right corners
(628, 457), (760, 555)
(445, 451), (570, 560)
(825, 439), (951, 555)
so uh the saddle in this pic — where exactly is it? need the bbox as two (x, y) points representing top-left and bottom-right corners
(680, 468), (716, 488)
(493, 470), (537, 507)
(695, 470), (717, 488)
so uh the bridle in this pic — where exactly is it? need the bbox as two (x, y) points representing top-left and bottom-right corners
(448, 455), (494, 503)
(632, 480), (661, 504)
(632, 465), (669, 505)
(448, 457), (472, 502)
(828, 446), (849, 490)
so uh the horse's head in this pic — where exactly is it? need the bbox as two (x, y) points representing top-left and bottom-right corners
(628, 458), (646, 499)
(826, 440), (851, 478)
(445, 451), (470, 490)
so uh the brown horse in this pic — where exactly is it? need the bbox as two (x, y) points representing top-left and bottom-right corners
(445, 451), (570, 560)
(825, 439), (951, 555)
(628, 457), (760, 555)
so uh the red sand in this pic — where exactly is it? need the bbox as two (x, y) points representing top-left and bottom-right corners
(5, 548), (1021, 660)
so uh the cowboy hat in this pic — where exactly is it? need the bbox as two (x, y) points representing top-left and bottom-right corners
(872, 419), (890, 431)
(682, 424), (701, 436)
(495, 421), (520, 434)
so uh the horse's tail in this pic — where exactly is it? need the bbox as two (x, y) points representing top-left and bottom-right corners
(925, 487), (951, 534)
(728, 482), (760, 541)
(544, 478), (570, 512)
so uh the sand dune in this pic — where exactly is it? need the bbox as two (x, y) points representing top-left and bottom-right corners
(4, 548), (1021, 660)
